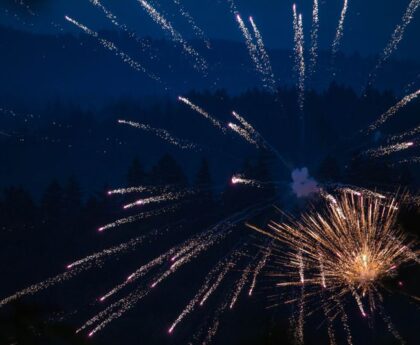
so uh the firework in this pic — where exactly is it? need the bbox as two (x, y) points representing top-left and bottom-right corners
(249, 16), (277, 92)
(172, 0), (211, 48)
(368, 0), (420, 86)
(388, 125), (420, 143)
(89, 0), (149, 50)
(309, 0), (319, 76)
(178, 96), (227, 133)
(332, 0), (349, 57)
(249, 192), (418, 343)
(118, 119), (197, 150)
(364, 141), (415, 158)
(228, 122), (259, 146)
(293, 6), (306, 112)
(236, 15), (267, 88)
(64, 16), (161, 83)
(137, 0), (207, 72)
(367, 89), (420, 132)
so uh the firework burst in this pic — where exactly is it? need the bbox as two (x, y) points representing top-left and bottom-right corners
(249, 191), (419, 344)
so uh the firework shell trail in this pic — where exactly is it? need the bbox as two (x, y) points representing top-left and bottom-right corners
(136, 0), (208, 72)
(366, 89), (420, 133)
(118, 119), (198, 150)
(64, 16), (161, 83)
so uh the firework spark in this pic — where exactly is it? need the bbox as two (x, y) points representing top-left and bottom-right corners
(249, 192), (418, 341)
(89, 0), (149, 50)
(137, 0), (207, 72)
(364, 141), (415, 158)
(64, 16), (161, 83)
(309, 0), (320, 76)
(172, 0), (210, 48)
(332, 0), (349, 57)
(368, 0), (420, 86)
(292, 6), (306, 112)
(367, 89), (420, 132)
(118, 119), (197, 150)
(228, 122), (259, 146)
(178, 97), (227, 133)
(249, 16), (277, 92)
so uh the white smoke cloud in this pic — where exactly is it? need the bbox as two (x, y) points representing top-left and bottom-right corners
(290, 167), (319, 198)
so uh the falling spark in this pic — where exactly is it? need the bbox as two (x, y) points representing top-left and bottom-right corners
(367, 89), (420, 132)
(249, 249), (271, 296)
(293, 6), (306, 112)
(168, 260), (231, 333)
(236, 14), (270, 91)
(332, 0), (349, 56)
(200, 263), (233, 305)
(364, 142), (414, 158)
(0, 265), (91, 308)
(122, 190), (195, 210)
(178, 97), (227, 133)
(388, 125), (420, 143)
(172, 0), (211, 48)
(231, 175), (262, 187)
(64, 16), (161, 83)
(136, 0), (207, 72)
(98, 204), (180, 232)
(228, 122), (259, 146)
(65, 16), (161, 82)
(309, 0), (319, 76)
(229, 263), (252, 309)
(368, 0), (420, 86)
(89, 0), (149, 50)
(118, 119), (197, 149)
(249, 16), (277, 92)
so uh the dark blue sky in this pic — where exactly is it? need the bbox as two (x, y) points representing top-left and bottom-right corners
(1, 0), (419, 59)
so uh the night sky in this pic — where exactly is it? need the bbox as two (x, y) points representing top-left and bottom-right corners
(1, 0), (420, 59)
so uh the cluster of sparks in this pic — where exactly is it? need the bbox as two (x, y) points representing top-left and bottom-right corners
(249, 192), (419, 345)
(1, 1), (420, 345)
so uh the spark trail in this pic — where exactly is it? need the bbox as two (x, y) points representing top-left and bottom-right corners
(89, 0), (149, 50)
(368, 0), (420, 86)
(332, 0), (349, 57)
(228, 122), (259, 146)
(249, 16), (277, 92)
(122, 190), (196, 210)
(172, 0), (211, 48)
(367, 89), (420, 132)
(136, 0), (207, 72)
(178, 97), (227, 133)
(249, 248), (271, 296)
(293, 6), (306, 112)
(236, 15), (265, 84)
(118, 119), (197, 150)
(64, 16), (160, 83)
(388, 125), (420, 143)
(364, 142), (415, 158)
(309, 0), (319, 76)
(168, 261), (231, 333)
